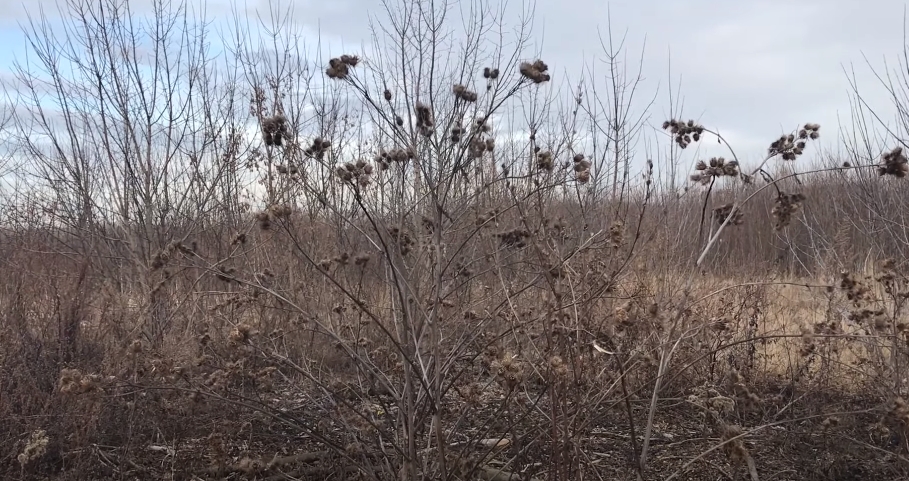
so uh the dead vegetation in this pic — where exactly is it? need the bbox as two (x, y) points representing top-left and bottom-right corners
(3, 1), (909, 480)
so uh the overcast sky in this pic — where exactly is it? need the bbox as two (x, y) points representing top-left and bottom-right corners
(0, 0), (905, 177)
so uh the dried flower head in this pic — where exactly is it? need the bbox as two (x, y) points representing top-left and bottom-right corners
(463, 120), (495, 159)
(720, 424), (748, 463)
(536, 150), (554, 171)
(255, 211), (271, 230)
(276, 163), (299, 176)
(878, 146), (909, 178)
(340, 54), (359, 67)
(389, 227), (414, 255)
(59, 368), (102, 394)
(476, 209), (499, 227)
(215, 266), (237, 283)
(690, 157), (739, 184)
(335, 160), (375, 187)
(414, 102), (435, 136)
(608, 221), (625, 248)
(519, 59), (551, 83)
(304, 137), (332, 160)
(497, 228), (531, 248)
(799, 122), (821, 140)
(326, 55), (359, 79)
(375, 147), (416, 170)
(713, 203), (744, 226)
(771, 123), (820, 160)
(490, 352), (524, 390)
(548, 355), (569, 379)
(229, 323), (257, 344)
(839, 271), (873, 304)
(453, 84), (478, 102)
(890, 397), (909, 427)
(268, 204), (292, 219)
(573, 153), (592, 183)
(662, 119), (705, 149)
(354, 254), (370, 266)
(231, 232), (247, 246)
(17, 429), (49, 468)
(260, 114), (290, 147)
(771, 192), (806, 230)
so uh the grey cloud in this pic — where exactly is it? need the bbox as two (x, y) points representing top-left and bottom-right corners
(0, 0), (906, 170)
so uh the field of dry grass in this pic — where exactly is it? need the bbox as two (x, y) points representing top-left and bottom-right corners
(4, 198), (909, 480)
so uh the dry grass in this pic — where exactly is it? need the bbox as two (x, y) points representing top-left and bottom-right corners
(3, 191), (909, 480)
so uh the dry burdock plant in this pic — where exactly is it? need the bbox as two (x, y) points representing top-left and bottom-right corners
(374, 146), (416, 170)
(414, 102), (435, 136)
(325, 54), (360, 79)
(452, 83), (478, 102)
(275, 162), (298, 175)
(536, 149), (555, 171)
(303, 137), (331, 160)
(335, 160), (375, 187)
(519, 59), (551, 83)
(608, 220), (625, 248)
(58, 368), (104, 394)
(573, 153), (592, 183)
(713, 203), (744, 226)
(17, 429), (49, 469)
(690, 156), (739, 185)
(770, 192), (806, 230)
(7, 1), (909, 481)
(662, 118), (705, 148)
(769, 123), (819, 160)
(465, 119), (495, 158)
(150, 240), (194, 270)
(260, 113), (289, 146)
(254, 203), (292, 230)
(879, 146), (909, 177)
